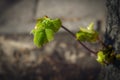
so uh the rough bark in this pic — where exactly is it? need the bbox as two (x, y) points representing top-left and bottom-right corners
(98, 0), (120, 80)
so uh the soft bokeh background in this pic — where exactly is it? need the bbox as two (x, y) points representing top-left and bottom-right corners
(0, 0), (106, 80)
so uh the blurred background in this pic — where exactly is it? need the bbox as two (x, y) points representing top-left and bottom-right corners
(0, 0), (106, 80)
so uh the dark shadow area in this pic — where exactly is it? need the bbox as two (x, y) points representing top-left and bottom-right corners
(0, 53), (100, 80)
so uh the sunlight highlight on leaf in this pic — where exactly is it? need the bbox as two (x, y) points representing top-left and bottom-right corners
(76, 22), (98, 42)
(96, 51), (106, 65)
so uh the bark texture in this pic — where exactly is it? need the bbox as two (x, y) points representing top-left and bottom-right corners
(105, 0), (120, 53)
(98, 0), (120, 80)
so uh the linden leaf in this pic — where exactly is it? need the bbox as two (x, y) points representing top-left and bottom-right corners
(45, 29), (54, 41)
(96, 46), (115, 65)
(96, 51), (106, 65)
(87, 22), (94, 31)
(52, 19), (62, 32)
(31, 16), (62, 47)
(33, 29), (47, 47)
(76, 22), (98, 42)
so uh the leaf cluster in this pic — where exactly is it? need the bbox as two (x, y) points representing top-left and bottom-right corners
(76, 22), (98, 42)
(31, 16), (61, 47)
(96, 45), (115, 65)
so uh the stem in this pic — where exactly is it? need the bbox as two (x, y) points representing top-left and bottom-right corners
(61, 25), (97, 55)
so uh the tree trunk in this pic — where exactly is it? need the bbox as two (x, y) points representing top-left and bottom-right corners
(98, 0), (120, 80)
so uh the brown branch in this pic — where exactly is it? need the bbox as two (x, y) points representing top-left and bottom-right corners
(61, 25), (97, 55)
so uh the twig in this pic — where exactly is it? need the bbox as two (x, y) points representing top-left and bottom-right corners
(61, 25), (97, 55)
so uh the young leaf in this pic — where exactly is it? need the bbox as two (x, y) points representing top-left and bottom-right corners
(96, 46), (115, 65)
(52, 19), (62, 32)
(76, 22), (98, 42)
(45, 29), (54, 41)
(87, 22), (94, 31)
(96, 51), (106, 65)
(33, 29), (47, 47)
(31, 16), (62, 47)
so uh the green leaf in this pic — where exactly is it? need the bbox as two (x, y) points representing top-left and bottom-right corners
(31, 16), (62, 47)
(96, 51), (106, 65)
(52, 19), (62, 32)
(45, 29), (54, 41)
(87, 22), (94, 31)
(76, 22), (98, 42)
(33, 29), (47, 47)
(96, 46), (115, 65)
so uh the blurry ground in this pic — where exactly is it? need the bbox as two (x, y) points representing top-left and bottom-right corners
(0, 0), (105, 80)
(0, 33), (101, 80)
